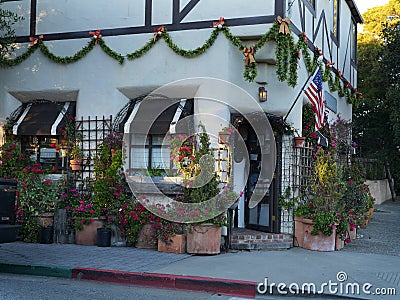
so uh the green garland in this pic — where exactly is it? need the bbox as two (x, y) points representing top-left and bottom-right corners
(98, 38), (124, 64)
(39, 39), (96, 64)
(0, 21), (360, 104)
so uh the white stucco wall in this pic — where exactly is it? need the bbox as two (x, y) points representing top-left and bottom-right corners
(365, 179), (395, 205)
(1, 0), (357, 128)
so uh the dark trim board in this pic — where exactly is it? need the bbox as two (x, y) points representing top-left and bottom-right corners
(15, 15), (278, 43)
(18, 0), (279, 43)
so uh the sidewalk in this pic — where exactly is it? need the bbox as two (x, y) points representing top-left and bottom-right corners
(0, 200), (399, 299)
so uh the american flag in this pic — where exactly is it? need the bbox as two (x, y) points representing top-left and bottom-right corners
(304, 67), (325, 131)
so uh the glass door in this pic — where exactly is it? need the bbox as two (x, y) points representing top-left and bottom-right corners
(244, 123), (280, 233)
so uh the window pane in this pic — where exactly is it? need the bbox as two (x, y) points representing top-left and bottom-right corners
(130, 147), (148, 169)
(130, 134), (149, 146)
(151, 147), (171, 169)
(152, 135), (167, 146)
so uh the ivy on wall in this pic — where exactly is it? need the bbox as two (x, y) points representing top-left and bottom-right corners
(0, 18), (362, 106)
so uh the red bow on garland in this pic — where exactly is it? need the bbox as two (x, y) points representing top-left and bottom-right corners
(337, 70), (342, 78)
(154, 26), (165, 42)
(302, 32), (307, 43)
(243, 46), (255, 66)
(213, 17), (225, 28)
(89, 30), (102, 44)
(326, 61), (335, 68)
(277, 16), (291, 34)
(29, 35), (43, 47)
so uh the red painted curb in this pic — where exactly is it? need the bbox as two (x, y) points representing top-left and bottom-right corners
(72, 267), (256, 298)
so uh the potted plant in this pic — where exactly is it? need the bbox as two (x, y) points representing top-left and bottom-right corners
(71, 196), (104, 246)
(97, 213), (113, 247)
(16, 163), (63, 243)
(69, 143), (84, 171)
(156, 220), (187, 254)
(218, 126), (234, 144)
(171, 124), (237, 254)
(294, 148), (345, 251)
(117, 201), (160, 248)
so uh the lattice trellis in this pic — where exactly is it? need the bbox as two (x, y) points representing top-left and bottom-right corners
(72, 115), (113, 187)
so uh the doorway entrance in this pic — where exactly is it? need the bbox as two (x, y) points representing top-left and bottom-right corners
(239, 120), (281, 233)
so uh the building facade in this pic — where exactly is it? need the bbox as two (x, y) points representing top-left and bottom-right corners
(0, 0), (362, 235)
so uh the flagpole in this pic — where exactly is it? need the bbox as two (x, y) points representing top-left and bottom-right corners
(283, 66), (318, 123)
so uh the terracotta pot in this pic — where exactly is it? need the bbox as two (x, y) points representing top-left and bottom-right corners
(70, 158), (82, 171)
(158, 234), (186, 254)
(361, 213), (369, 228)
(302, 218), (336, 252)
(37, 212), (54, 227)
(294, 216), (304, 247)
(294, 136), (306, 148)
(349, 227), (357, 240)
(335, 234), (344, 251)
(218, 132), (231, 144)
(135, 223), (157, 249)
(186, 224), (221, 254)
(368, 207), (374, 220)
(75, 219), (104, 246)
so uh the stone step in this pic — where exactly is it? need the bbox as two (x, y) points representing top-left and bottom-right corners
(231, 228), (293, 250)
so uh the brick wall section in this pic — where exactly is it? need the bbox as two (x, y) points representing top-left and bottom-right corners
(231, 228), (293, 250)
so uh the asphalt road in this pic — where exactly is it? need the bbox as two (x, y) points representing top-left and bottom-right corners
(0, 273), (230, 300)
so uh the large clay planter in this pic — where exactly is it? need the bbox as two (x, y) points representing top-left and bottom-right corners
(302, 218), (336, 252)
(335, 234), (344, 251)
(187, 224), (221, 255)
(75, 220), (104, 246)
(135, 223), (157, 249)
(158, 234), (186, 254)
(361, 213), (369, 228)
(294, 216), (304, 247)
(369, 207), (374, 219)
(349, 227), (357, 240)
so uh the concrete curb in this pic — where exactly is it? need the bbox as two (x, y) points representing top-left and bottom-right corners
(72, 267), (257, 298)
(0, 263), (256, 298)
(0, 263), (71, 278)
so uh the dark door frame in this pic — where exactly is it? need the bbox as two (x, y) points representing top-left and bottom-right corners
(231, 114), (282, 233)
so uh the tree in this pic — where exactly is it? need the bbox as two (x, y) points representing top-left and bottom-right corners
(353, 0), (400, 189)
(0, 2), (23, 58)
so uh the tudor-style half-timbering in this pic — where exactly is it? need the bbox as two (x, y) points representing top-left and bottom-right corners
(0, 0), (362, 238)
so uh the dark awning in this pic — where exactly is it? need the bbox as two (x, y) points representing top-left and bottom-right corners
(12, 101), (76, 136)
(124, 98), (193, 135)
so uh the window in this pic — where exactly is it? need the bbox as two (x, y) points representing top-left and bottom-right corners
(130, 134), (172, 174)
(351, 20), (357, 62)
(332, 0), (340, 38)
(20, 136), (63, 171)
